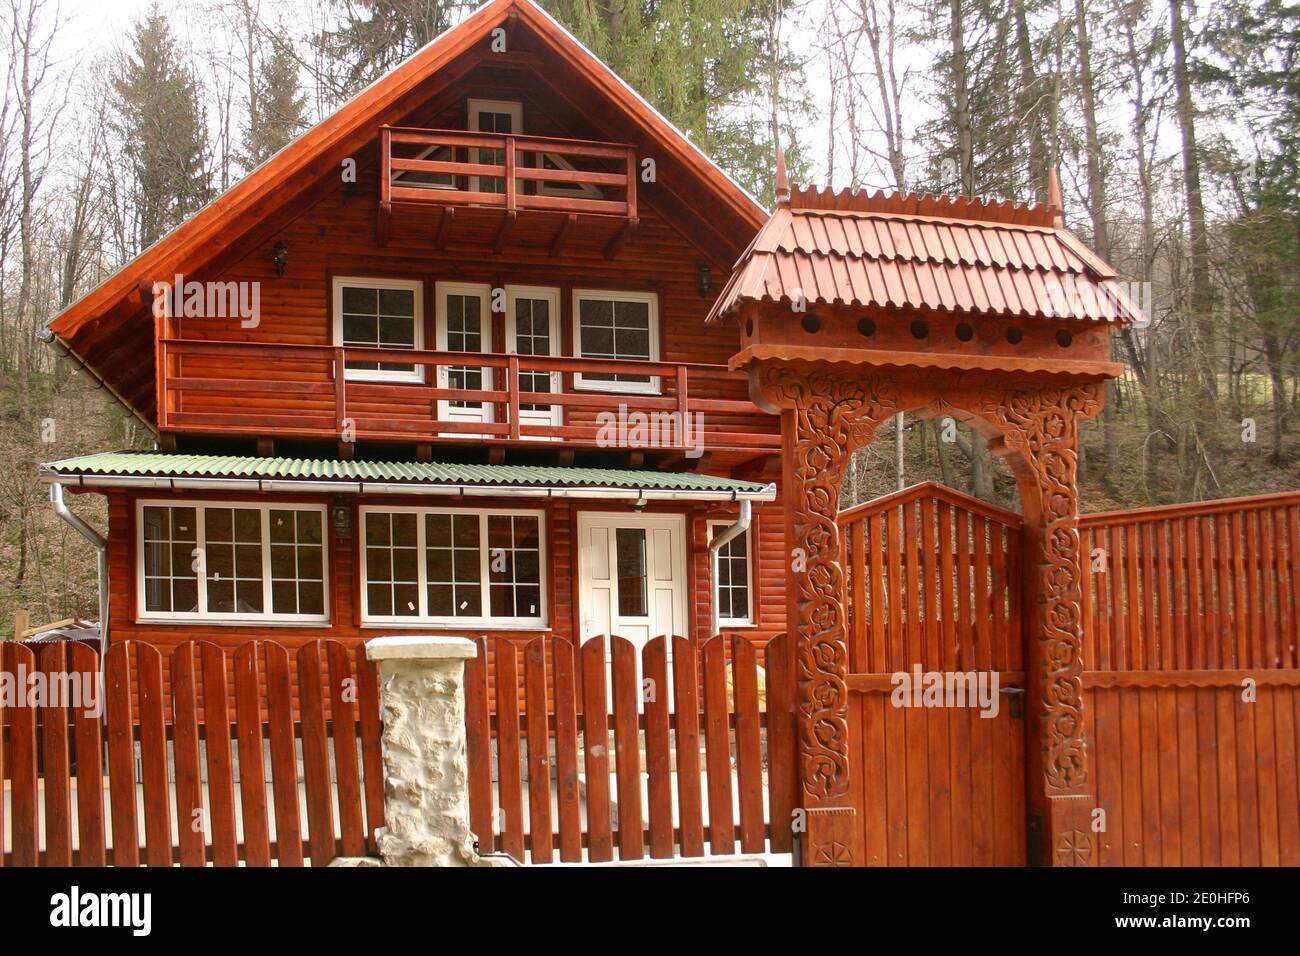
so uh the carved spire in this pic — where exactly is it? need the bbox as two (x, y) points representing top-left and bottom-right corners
(775, 145), (790, 206)
(1047, 167), (1065, 228)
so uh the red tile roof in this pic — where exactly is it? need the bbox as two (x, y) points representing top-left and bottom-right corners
(707, 184), (1144, 325)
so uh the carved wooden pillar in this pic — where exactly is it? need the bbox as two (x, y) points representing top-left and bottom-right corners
(756, 363), (897, 866)
(981, 380), (1104, 865)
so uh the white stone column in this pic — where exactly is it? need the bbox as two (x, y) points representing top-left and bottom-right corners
(365, 635), (495, 867)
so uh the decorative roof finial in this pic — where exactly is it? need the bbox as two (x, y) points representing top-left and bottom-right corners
(1047, 167), (1065, 228)
(775, 145), (790, 206)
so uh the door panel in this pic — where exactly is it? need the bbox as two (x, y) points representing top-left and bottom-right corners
(577, 513), (686, 652)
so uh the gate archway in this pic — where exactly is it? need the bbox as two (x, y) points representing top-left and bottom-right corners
(841, 481), (1026, 865)
(707, 156), (1140, 865)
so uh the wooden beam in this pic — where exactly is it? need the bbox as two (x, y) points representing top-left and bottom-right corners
(416, 443), (433, 463)
(550, 214), (577, 257)
(433, 206), (457, 249)
(256, 437), (275, 457)
(494, 209), (518, 253)
(488, 445), (506, 465)
(603, 217), (638, 259)
(338, 441), (356, 461)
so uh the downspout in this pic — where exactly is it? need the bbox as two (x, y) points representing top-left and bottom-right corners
(49, 482), (109, 665)
(708, 499), (752, 637)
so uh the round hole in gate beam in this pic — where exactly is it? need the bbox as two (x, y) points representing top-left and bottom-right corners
(1055, 329), (1073, 348)
(858, 317), (876, 337)
(955, 322), (974, 342)
(910, 319), (929, 340)
(801, 314), (821, 334)
(745, 318), (754, 337)
(1005, 326), (1024, 345)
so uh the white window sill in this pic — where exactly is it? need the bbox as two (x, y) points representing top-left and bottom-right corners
(135, 616), (331, 627)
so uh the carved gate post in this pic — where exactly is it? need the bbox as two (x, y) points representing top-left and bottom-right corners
(756, 363), (898, 867)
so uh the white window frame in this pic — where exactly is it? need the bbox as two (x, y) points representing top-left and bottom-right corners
(333, 276), (425, 384)
(708, 519), (755, 628)
(359, 505), (548, 629)
(571, 289), (661, 395)
(135, 500), (330, 625)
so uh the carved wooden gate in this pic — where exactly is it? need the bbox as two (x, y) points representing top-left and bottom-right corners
(840, 482), (1027, 865)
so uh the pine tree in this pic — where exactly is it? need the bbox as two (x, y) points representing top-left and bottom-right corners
(321, 0), (472, 96)
(243, 40), (309, 167)
(109, 7), (211, 250)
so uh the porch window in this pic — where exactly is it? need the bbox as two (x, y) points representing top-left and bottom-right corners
(709, 521), (753, 627)
(138, 502), (328, 623)
(572, 290), (659, 394)
(360, 507), (546, 627)
(333, 276), (424, 383)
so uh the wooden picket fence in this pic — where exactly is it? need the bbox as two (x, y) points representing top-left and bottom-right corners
(0, 639), (383, 867)
(464, 633), (794, 863)
(1079, 490), (1300, 865)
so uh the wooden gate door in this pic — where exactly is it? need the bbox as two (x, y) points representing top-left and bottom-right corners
(839, 481), (1028, 866)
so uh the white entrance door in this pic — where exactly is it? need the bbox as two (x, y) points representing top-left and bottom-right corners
(506, 286), (562, 439)
(576, 512), (687, 652)
(436, 282), (494, 436)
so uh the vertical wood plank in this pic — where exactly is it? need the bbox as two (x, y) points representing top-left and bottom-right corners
(701, 634), (735, 855)
(524, 637), (554, 864)
(354, 645), (385, 854)
(70, 641), (106, 866)
(296, 641), (337, 866)
(673, 636), (706, 857)
(233, 642), (272, 866)
(326, 641), (365, 858)
(551, 637), (583, 862)
(732, 636), (765, 854)
(580, 637), (614, 862)
(5, 643), (38, 866)
(762, 633), (793, 855)
(104, 641), (139, 868)
(37, 643), (72, 866)
(171, 643), (206, 867)
(263, 642), (303, 867)
(642, 636), (674, 858)
(201, 642), (239, 867)
(463, 636), (494, 854)
(495, 640), (526, 862)
(136, 643), (173, 867)
(610, 635), (644, 860)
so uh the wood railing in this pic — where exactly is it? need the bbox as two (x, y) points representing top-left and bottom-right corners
(381, 126), (638, 219)
(158, 338), (780, 453)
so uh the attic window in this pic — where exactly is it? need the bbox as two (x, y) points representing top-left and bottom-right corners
(467, 99), (603, 200)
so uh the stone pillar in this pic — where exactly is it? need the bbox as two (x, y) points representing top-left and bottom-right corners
(365, 635), (493, 867)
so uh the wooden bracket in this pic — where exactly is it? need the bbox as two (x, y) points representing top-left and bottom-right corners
(604, 217), (639, 259)
(434, 206), (457, 250)
(550, 214), (577, 257)
(494, 209), (518, 253)
(376, 202), (391, 247)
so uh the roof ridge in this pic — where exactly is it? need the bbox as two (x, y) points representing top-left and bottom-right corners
(789, 184), (1059, 229)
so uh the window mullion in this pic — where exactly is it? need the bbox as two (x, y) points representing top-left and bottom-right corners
(479, 512), (491, 625)
(196, 506), (208, 615)
(261, 504), (272, 622)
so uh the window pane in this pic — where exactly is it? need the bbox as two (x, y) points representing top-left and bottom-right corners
(342, 284), (417, 373)
(616, 527), (647, 618)
(269, 509), (326, 617)
(365, 511), (418, 617)
(141, 506), (198, 614)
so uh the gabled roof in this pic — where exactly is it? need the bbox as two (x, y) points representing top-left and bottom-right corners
(708, 176), (1144, 325)
(46, 0), (767, 428)
(40, 451), (777, 500)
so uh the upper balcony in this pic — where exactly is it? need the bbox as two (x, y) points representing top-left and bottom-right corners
(378, 126), (639, 255)
(154, 338), (780, 463)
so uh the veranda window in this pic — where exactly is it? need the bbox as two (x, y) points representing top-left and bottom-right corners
(361, 507), (546, 627)
(138, 502), (328, 623)
(572, 290), (659, 394)
(333, 276), (424, 382)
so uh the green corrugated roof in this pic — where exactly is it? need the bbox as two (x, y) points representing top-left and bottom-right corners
(40, 451), (773, 496)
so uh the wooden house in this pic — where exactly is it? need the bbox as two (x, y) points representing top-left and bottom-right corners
(38, 0), (786, 666)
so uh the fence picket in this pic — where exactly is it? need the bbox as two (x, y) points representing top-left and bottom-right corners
(701, 634), (735, 855)
(610, 635), (644, 860)
(5, 643), (38, 867)
(552, 637), (583, 862)
(297, 641), (337, 866)
(355, 645), (385, 854)
(732, 636), (765, 854)
(104, 642), (139, 868)
(495, 639), (526, 862)
(327, 641), (365, 858)
(136, 643), (173, 867)
(580, 636), (614, 862)
(671, 636), (705, 857)
(642, 636), (674, 858)
(170, 643), (206, 867)
(69, 641), (106, 866)
(233, 642), (271, 866)
(524, 638), (553, 864)
(36, 643), (72, 866)
(201, 642), (240, 866)
(463, 637), (494, 854)
(263, 642), (304, 867)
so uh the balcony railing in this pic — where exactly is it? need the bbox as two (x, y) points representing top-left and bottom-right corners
(380, 126), (638, 221)
(156, 339), (780, 455)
